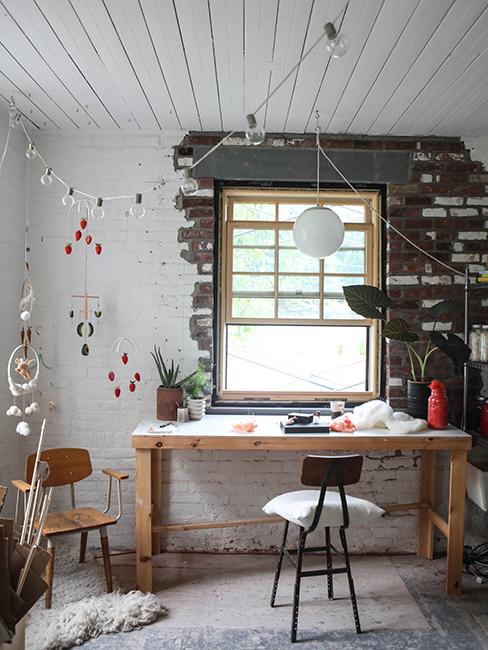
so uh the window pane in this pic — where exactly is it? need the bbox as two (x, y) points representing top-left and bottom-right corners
(233, 203), (275, 221)
(323, 249), (365, 274)
(233, 228), (275, 247)
(278, 203), (312, 222)
(323, 275), (364, 293)
(278, 230), (295, 247)
(279, 248), (319, 273)
(278, 299), (320, 318)
(226, 325), (368, 392)
(325, 204), (365, 223)
(233, 275), (274, 293)
(342, 230), (365, 247)
(323, 298), (362, 319)
(233, 248), (274, 272)
(232, 298), (274, 318)
(278, 275), (319, 295)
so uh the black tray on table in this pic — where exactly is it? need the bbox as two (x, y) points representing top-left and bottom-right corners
(280, 420), (330, 434)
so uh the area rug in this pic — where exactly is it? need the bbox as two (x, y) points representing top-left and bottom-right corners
(26, 545), (166, 650)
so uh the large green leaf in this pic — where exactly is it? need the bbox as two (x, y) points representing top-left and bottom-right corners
(343, 285), (391, 320)
(382, 318), (419, 342)
(430, 331), (471, 374)
(422, 299), (457, 320)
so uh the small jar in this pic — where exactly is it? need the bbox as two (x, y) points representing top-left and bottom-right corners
(427, 380), (448, 430)
(481, 325), (488, 362)
(469, 325), (482, 361)
(330, 400), (345, 419)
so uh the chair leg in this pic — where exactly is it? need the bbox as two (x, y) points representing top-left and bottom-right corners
(291, 528), (306, 643)
(270, 520), (289, 607)
(79, 531), (88, 563)
(99, 527), (113, 593)
(339, 527), (361, 634)
(44, 539), (55, 609)
(325, 527), (333, 600)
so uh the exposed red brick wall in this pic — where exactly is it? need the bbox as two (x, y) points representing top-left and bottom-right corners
(175, 133), (487, 418)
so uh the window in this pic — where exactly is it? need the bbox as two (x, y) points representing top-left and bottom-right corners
(217, 188), (381, 403)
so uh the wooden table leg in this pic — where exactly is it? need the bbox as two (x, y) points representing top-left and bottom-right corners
(135, 448), (152, 592)
(446, 449), (467, 596)
(417, 450), (437, 559)
(151, 449), (162, 555)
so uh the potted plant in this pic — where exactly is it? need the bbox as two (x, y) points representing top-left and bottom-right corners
(343, 285), (471, 418)
(151, 346), (196, 420)
(183, 362), (209, 420)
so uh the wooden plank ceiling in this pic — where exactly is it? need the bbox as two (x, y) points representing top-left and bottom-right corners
(1, 0), (488, 136)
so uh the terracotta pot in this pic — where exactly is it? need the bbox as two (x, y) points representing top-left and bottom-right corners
(156, 386), (183, 421)
(407, 380), (431, 420)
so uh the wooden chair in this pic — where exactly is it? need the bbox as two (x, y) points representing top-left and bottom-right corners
(264, 454), (384, 642)
(12, 448), (128, 608)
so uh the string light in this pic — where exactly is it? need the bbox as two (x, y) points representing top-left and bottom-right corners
(8, 100), (19, 128)
(181, 168), (199, 196)
(324, 22), (348, 58)
(91, 198), (105, 220)
(129, 193), (145, 218)
(62, 187), (75, 208)
(25, 143), (36, 159)
(245, 113), (265, 145)
(40, 168), (52, 186)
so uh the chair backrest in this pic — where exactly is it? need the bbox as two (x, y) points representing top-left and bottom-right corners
(301, 454), (363, 488)
(25, 448), (92, 487)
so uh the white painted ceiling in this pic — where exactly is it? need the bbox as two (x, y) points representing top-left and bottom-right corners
(1, 0), (488, 136)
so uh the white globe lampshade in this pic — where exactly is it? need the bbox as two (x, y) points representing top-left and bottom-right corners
(293, 207), (345, 258)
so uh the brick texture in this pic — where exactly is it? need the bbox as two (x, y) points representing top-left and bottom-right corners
(176, 133), (488, 422)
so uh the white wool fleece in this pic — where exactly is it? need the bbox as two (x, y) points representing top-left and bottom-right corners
(351, 400), (428, 434)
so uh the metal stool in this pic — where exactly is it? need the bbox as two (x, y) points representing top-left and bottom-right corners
(269, 454), (363, 642)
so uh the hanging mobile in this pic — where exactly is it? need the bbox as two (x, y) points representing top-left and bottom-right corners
(108, 337), (141, 398)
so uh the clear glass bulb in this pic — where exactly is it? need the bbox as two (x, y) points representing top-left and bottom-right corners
(245, 113), (265, 145)
(324, 23), (348, 58)
(25, 143), (36, 159)
(181, 169), (199, 196)
(8, 103), (19, 128)
(62, 188), (75, 208)
(91, 204), (105, 220)
(130, 203), (145, 218)
(40, 169), (53, 186)
(326, 34), (348, 58)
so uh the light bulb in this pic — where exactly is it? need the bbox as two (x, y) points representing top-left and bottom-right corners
(245, 113), (265, 145)
(181, 169), (199, 196)
(91, 198), (105, 220)
(324, 22), (348, 58)
(62, 187), (75, 208)
(129, 193), (145, 218)
(8, 101), (19, 128)
(293, 206), (344, 258)
(40, 168), (53, 186)
(25, 142), (36, 159)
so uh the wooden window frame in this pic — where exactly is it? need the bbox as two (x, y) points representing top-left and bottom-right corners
(217, 188), (381, 403)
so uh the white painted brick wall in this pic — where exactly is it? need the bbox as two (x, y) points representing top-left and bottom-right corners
(9, 129), (449, 554)
(0, 108), (27, 515)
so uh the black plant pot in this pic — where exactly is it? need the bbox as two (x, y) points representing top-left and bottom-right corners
(407, 380), (431, 419)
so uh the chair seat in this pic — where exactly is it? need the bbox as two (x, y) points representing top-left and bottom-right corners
(41, 508), (117, 536)
(263, 490), (384, 529)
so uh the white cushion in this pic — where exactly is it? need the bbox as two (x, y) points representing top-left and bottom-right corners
(263, 490), (385, 529)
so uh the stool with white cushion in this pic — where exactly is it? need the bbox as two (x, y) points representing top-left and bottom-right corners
(263, 454), (385, 642)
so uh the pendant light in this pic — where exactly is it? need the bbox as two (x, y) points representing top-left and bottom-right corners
(292, 114), (344, 258)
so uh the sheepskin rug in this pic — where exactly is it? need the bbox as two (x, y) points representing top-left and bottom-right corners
(26, 544), (166, 650)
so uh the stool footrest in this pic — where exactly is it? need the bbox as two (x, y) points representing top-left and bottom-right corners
(300, 567), (348, 578)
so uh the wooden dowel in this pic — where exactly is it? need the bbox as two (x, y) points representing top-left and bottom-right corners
(153, 516), (283, 533)
(21, 419), (47, 544)
(429, 509), (448, 537)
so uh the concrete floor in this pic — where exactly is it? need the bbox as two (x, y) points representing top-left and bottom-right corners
(79, 551), (488, 649)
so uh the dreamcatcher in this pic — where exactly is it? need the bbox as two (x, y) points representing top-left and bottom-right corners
(6, 344), (40, 436)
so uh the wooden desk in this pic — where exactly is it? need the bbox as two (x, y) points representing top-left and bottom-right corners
(131, 415), (471, 595)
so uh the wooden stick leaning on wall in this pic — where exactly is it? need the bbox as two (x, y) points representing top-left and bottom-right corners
(20, 418), (47, 545)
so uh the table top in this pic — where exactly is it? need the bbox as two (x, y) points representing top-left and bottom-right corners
(131, 415), (472, 452)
